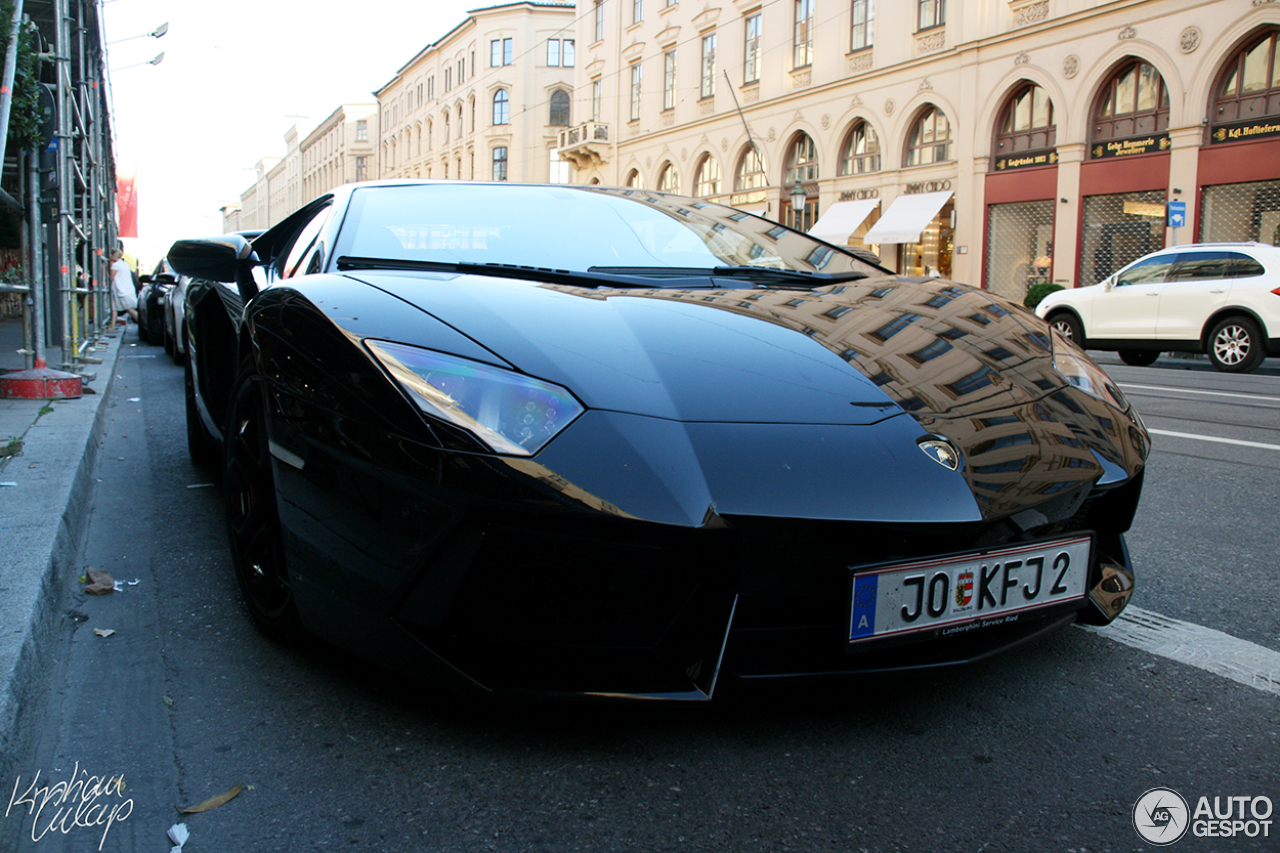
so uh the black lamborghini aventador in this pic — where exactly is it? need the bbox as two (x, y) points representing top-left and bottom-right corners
(167, 181), (1147, 701)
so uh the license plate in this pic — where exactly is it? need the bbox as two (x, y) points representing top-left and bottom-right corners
(848, 535), (1092, 644)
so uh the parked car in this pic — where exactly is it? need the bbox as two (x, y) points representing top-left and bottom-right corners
(167, 181), (1147, 701)
(1036, 242), (1280, 372)
(136, 259), (176, 346)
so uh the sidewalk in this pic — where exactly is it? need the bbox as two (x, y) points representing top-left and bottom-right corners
(0, 315), (125, 789)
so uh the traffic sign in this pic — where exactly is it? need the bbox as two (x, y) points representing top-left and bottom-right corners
(1167, 200), (1186, 228)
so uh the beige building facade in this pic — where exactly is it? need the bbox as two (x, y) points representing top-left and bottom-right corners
(374, 1), (577, 183)
(558, 0), (1280, 300)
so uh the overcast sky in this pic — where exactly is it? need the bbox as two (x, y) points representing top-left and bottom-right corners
(102, 0), (477, 266)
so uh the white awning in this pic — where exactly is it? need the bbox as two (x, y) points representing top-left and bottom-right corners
(808, 199), (880, 243)
(862, 190), (953, 244)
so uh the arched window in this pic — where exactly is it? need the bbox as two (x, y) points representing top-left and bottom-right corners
(456, 105), (464, 137)
(658, 162), (680, 193)
(905, 107), (953, 166)
(995, 83), (1056, 154)
(492, 147), (508, 181)
(1213, 28), (1280, 125)
(1092, 59), (1169, 146)
(839, 121), (880, 175)
(734, 146), (766, 191)
(783, 134), (818, 230)
(493, 89), (510, 125)
(784, 133), (818, 185)
(694, 154), (720, 197)
(625, 168), (643, 189)
(427, 119), (433, 150)
(549, 89), (571, 126)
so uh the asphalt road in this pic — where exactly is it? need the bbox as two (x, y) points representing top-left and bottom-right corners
(4, 344), (1278, 853)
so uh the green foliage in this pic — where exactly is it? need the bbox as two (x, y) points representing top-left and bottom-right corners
(1024, 281), (1064, 309)
(0, 1), (44, 153)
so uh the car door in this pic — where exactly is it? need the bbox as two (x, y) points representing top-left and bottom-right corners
(1156, 250), (1235, 342)
(1089, 254), (1172, 340)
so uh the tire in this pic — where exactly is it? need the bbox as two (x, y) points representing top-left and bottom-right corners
(1048, 312), (1084, 346)
(185, 362), (218, 471)
(1207, 316), (1265, 373)
(1118, 349), (1160, 367)
(224, 365), (304, 642)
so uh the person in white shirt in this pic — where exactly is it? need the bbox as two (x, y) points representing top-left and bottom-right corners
(109, 248), (138, 330)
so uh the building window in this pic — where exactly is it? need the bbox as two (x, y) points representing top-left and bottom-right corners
(700, 34), (716, 99)
(444, 115), (450, 144)
(549, 89), (571, 126)
(694, 154), (720, 197)
(457, 106), (463, 138)
(626, 168), (643, 188)
(592, 79), (602, 122)
(784, 133), (818, 185)
(444, 68), (451, 92)
(630, 63), (643, 121)
(492, 147), (508, 181)
(633, 0), (643, 24)
(793, 0), (813, 68)
(1092, 60), (1169, 152)
(851, 0), (874, 50)
(493, 89), (510, 125)
(356, 155), (367, 181)
(995, 83), (1056, 155)
(595, 0), (605, 42)
(1214, 29), (1280, 126)
(917, 0), (944, 30)
(564, 40), (575, 67)
(905, 107), (953, 166)
(427, 119), (433, 149)
(734, 146), (766, 191)
(355, 119), (368, 142)
(839, 121), (880, 174)
(458, 58), (465, 84)
(549, 149), (570, 183)
(491, 38), (513, 67)
(663, 50), (677, 111)
(548, 39), (560, 66)
(744, 13), (761, 84)
(658, 162), (680, 193)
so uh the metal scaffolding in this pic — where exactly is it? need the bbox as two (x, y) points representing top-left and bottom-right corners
(0, 0), (115, 392)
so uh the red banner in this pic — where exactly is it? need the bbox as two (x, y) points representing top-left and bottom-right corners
(117, 172), (138, 238)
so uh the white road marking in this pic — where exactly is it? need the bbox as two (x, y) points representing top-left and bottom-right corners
(1121, 383), (1280, 405)
(1080, 606), (1280, 696)
(1147, 428), (1280, 452)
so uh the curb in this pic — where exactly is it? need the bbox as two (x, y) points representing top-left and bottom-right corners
(0, 330), (125, 805)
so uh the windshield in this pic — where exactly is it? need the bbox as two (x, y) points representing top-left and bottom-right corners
(331, 183), (878, 277)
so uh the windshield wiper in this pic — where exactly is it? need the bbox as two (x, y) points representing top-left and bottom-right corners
(335, 257), (722, 289)
(589, 265), (868, 288)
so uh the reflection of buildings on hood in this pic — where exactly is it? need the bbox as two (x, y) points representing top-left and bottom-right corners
(544, 277), (1135, 520)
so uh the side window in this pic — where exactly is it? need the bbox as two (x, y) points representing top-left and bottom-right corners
(1115, 256), (1173, 287)
(279, 206), (334, 280)
(1230, 255), (1266, 278)
(1166, 251), (1233, 281)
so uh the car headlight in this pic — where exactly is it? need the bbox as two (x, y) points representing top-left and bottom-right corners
(1049, 330), (1130, 412)
(365, 340), (584, 456)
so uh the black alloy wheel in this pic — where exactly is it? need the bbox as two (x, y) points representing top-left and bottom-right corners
(1118, 349), (1160, 367)
(1207, 316), (1265, 373)
(224, 366), (304, 641)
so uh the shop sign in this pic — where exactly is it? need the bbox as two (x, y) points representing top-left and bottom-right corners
(838, 188), (880, 201)
(904, 179), (951, 194)
(993, 150), (1058, 171)
(1210, 119), (1280, 144)
(1091, 134), (1170, 159)
(731, 190), (767, 206)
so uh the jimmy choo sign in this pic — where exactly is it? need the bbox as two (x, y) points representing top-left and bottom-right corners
(904, 180), (951, 194)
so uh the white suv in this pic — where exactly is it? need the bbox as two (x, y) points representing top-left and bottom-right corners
(1035, 243), (1280, 373)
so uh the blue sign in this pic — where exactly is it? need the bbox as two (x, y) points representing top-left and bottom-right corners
(1167, 200), (1186, 228)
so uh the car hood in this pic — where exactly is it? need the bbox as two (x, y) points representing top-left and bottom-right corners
(351, 271), (1068, 426)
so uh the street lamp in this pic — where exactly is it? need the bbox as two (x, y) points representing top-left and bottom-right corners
(108, 22), (168, 45)
(789, 179), (807, 213)
(111, 52), (164, 71)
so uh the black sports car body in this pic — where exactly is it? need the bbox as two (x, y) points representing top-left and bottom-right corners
(168, 181), (1147, 701)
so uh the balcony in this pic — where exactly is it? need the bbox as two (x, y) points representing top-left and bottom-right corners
(557, 121), (610, 170)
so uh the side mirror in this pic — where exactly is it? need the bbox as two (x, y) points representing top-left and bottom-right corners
(154, 272), (178, 285)
(168, 234), (260, 301)
(139, 274), (153, 284)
